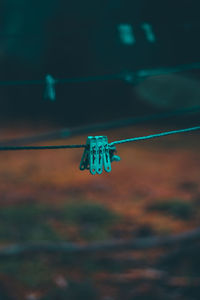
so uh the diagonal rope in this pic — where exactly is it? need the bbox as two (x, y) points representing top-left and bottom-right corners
(109, 125), (200, 146)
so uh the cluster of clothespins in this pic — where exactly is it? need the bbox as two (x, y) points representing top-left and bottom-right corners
(80, 136), (120, 175)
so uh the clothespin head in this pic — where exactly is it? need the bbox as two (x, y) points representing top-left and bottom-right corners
(44, 74), (56, 101)
(80, 136), (120, 175)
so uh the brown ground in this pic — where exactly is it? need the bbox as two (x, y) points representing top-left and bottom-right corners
(0, 122), (200, 299)
(0, 123), (199, 231)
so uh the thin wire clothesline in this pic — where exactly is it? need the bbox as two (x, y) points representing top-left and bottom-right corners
(0, 74), (120, 86)
(0, 61), (200, 86)
(0, 125), (199, 151)
(0, 144), (86, 151)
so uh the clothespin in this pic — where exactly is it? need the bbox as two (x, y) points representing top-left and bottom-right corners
(141, 23), (156, 43)
(44, 74), (56, 101)
(80, 136), (120, 175)
(118, 24), (136, 45)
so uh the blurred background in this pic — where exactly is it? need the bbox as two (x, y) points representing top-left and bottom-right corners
(0, 0), (200, 299)
(0, 0), (200, 124)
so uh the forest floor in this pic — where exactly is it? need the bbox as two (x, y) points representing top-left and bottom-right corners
(0, 121), (199, 300)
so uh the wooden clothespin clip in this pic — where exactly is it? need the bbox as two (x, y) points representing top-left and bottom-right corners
(44, 74), (56, 101)
(80, 136), (120, 175)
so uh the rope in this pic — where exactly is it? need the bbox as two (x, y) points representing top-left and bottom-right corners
(0, 125), (200, 151)
(0, 61), (199, 86)
(0, 144), (86, 151)
(136, 62), (200, 78)
(0, 74), (120, 86)
(109, 125), (200, 146)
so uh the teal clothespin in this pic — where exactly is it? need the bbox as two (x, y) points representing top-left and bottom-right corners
(141, 23), (156, 43)
(118, 24), (136, 45)
(80, 136), (120, 175)
(44, 74), (56, 101)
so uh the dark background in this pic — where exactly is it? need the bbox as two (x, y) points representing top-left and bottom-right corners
(0, 2), (200, 299)
(0, 0), (200, 125)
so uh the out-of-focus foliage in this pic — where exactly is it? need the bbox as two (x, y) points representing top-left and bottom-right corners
(41, 281), (98, 300)
(62, 201), (119, 240)
(0, 204), (61, 242)
(148, 199), (194, 220)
